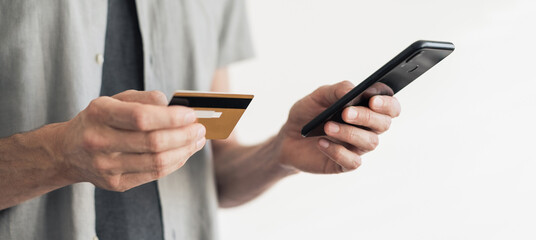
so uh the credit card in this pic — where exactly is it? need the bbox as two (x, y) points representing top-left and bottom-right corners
(169, 91), (254, 139)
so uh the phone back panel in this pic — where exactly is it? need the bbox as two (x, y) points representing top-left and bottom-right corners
(302, 40), (454, 137)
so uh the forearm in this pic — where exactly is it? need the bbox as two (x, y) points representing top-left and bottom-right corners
(0, 123), (73, 210)
(214, 134), (298, 208)
(210, 67), (299, 207)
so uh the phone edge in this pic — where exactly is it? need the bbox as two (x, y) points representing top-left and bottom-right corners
(300, 40), (454, 137)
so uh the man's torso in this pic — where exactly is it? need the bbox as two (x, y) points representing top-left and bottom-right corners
(0, 0), (253, 239)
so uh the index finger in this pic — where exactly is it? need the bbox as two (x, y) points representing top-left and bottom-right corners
(91, 97), (197, 131)
(112, 90), (169, 106)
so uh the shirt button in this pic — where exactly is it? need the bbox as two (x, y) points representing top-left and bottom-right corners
(95, 54), (104, 65)
(92, 236), (99, 240)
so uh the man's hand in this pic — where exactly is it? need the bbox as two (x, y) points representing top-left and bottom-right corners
(57, 90), (206, 191)
(211, 69), (401, 207)
(277, 81), (401, 174)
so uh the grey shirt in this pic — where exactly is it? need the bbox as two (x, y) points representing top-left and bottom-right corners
(0, 1), (253, 239)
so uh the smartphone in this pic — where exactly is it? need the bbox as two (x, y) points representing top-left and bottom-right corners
(301, 40), (455, 137)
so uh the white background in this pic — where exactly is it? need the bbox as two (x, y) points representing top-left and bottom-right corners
(219, 0), (536, 239)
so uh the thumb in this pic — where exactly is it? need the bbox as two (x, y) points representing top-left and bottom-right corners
(311, 81), (355, 107)
(112, 90), (169, 106)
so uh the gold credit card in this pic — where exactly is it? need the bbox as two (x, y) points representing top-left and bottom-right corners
(169, 91), (254, 139)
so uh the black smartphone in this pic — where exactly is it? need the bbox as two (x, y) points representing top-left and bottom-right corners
(301, 40), (455, 137)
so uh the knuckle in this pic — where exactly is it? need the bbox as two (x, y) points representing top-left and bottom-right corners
(335, 87), (348, 99)
(146, 131), (164, 152)
(359, 109), (373, 125)
(82, 130), (104, 151)
(341, 80), (353, 86)
(131, 107), (150, 130)
(117, 184), (133, 192)
(86, 98), (106, 119)
(124, 89), (138, 95)
(314, 85), (330, 95)
(151, 153), (168, 179)
(185, 125), (198, 141)
(176, 157), (187, 169)
(169, 108), (187, 127)
(147, 90), (168, 105)
(91, 156), (117, 177)
(188, 141), (200, 156)
(318, 84), (330, 91)
(330, 144), (344, 161)
(349, 156), (362, 170)
(335, 80), (353, 89)
(152, 153), (166, 173)
(91, 157), (108, 173)
(381, 117), (392, 132)
(367, 134), (379, 150)
(345, 163), (359, 171)
(171, 151), (189, 171)
(151, 169), (165, 180)
(339, 80), (354, 91)
(102, 176), (123, 191)
(347, 128), (361, 143)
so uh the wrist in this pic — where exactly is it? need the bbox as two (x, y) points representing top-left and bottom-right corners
(18, 122), (76, 187)
(0, 123), (75, 209)
(269, 131), (300, 177)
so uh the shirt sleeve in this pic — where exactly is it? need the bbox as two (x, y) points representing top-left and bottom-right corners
(217, 0), (255, 68)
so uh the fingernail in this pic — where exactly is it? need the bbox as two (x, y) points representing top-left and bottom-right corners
(319, 139), (330, 148)
(327, 122), (340, 133)
(347, 108), (358, 120)
(373, 97), (383, 108)
(197, 126), (206, 139)
(196, 138), (206, 149)
(185, 111), (196, 123)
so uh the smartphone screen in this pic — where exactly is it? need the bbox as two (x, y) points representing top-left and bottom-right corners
(301, 40), (454, 137)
